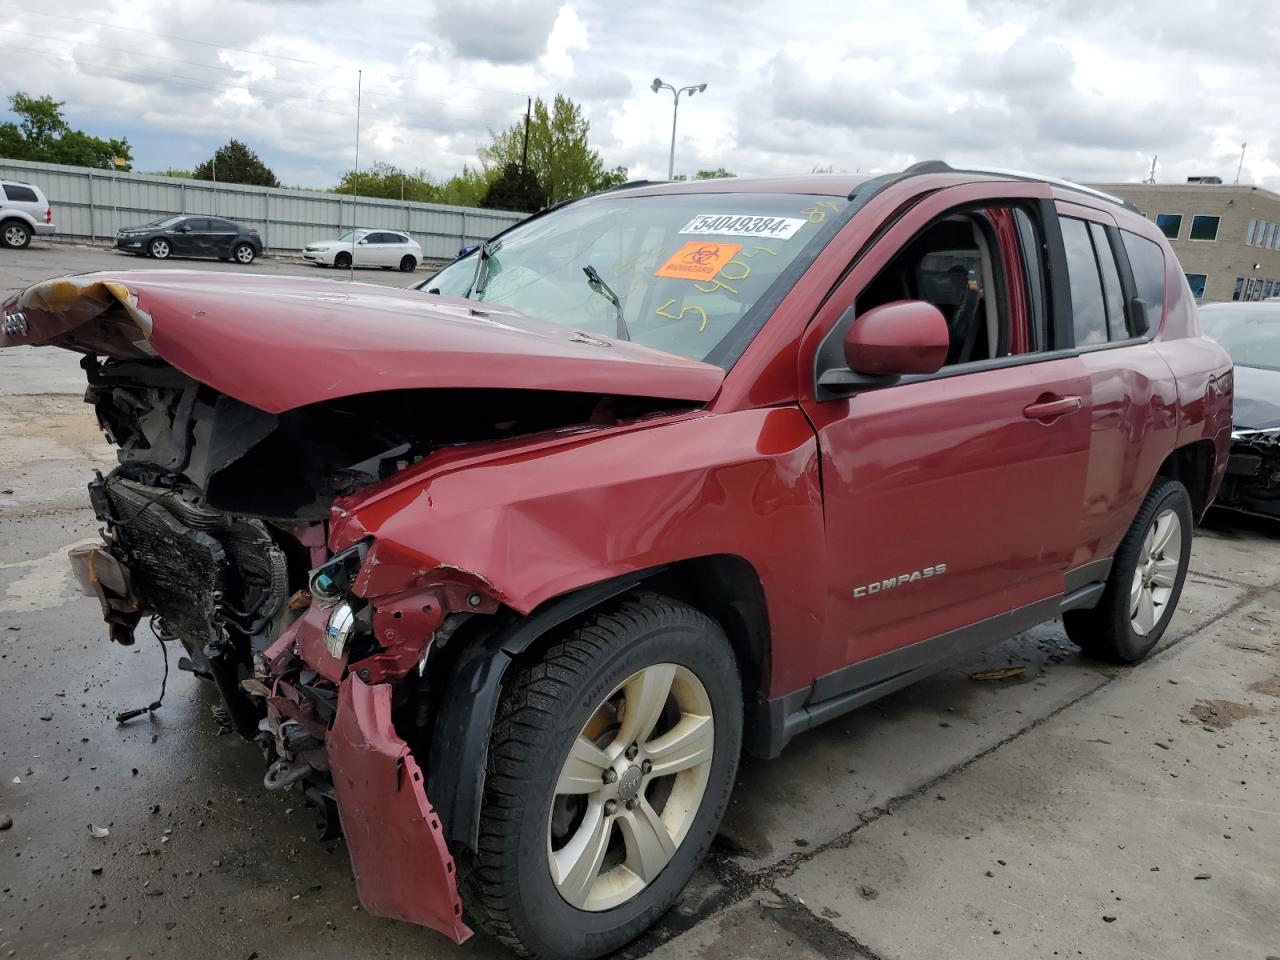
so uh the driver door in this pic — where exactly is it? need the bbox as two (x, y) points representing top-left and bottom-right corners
(800, 186), (1093, 685)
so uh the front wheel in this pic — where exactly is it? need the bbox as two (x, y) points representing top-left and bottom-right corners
(334, 252), (351, 269)
(148, 238), (171, 259)
(233, 243), (256, 265)
(1064, 478), (1193, 662)
(471, 593), (742, 958)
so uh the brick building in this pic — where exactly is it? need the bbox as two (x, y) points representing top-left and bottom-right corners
(1086, 179), (1280, 303)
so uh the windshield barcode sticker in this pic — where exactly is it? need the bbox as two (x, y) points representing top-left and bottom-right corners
(679, 214), (807, 240)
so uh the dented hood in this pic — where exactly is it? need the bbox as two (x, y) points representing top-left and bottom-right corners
(1, 271), (725, 413)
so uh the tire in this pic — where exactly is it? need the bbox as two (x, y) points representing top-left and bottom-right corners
(399, 255), (418, 273)
(233, 243), (256, 265)
(1064, 478), (1193, 663)
(2, 219), (32, 249)
(471, 592), (742, 959)
(148, 238), (171, 259)
(334, 252), (351, 269)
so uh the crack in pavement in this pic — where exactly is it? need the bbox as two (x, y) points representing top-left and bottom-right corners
(622, 572), (1280, 958)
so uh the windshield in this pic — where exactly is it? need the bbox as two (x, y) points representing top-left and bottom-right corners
(148, 216), (185, 228)
(418, 192), (848, 365)
(1200, 305), (1280, 371)
(336, 230), (365, 243)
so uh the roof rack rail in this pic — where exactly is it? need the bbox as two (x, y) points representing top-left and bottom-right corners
(899, 161), (1140, 212)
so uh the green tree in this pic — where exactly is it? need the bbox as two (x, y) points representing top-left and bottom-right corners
(193, 139), (279, 187)
(437, 166), (493, 207)
(479, 94), (624, 204)
(673, 168), (736, 182)
(481, 162), (546, 213)
(1, 92), (132, 169)
(333, 161), (439, 201)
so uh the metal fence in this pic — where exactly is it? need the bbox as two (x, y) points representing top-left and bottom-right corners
(0, 158), (526, 258)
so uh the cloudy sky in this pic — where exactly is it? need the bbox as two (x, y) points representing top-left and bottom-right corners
(1, 0), (1277, 190)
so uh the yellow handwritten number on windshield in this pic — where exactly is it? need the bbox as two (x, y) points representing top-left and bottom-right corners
(656, 298), (710, 333)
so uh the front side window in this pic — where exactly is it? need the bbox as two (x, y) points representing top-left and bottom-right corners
(1185, 273), (1208, 299)
(854, 204), (1045, 366)
(1120, 231), (1166, 333)
(1155, 213), (1182, 239)
(1189, 215), (1220, 241)
(420, 192), (846, 365)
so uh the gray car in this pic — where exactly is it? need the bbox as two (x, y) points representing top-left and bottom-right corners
(0, 179), (56, 249)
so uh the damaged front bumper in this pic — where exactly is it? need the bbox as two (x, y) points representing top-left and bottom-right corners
(1217, 428), (1280, 519)
(328, 674), (471, 941)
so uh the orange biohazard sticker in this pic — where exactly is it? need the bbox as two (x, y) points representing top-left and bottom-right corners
(654, 241), (743, 281)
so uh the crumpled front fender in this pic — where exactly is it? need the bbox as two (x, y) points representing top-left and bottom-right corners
(326, 674), (471, 943)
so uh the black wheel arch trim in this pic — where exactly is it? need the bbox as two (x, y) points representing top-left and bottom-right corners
(428, 567), (663, 855)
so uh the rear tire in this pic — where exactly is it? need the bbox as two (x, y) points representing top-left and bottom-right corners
(334, 252), (351, 269)
(399, 255), (418, 272)
(1064, 478), (1193, 663)
(470, 592), (742, 959)
(2, 219), (32, 249)
(233, 243), (256, 265)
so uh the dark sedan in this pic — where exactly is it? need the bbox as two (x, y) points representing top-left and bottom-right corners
(1200, 302), (1280, 519)
(115, 215), (264, 264)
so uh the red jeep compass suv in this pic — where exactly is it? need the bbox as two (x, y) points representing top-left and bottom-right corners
(1, 162), (1233, 958)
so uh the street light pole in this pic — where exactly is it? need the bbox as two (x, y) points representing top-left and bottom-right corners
(651, 78), (707, 180)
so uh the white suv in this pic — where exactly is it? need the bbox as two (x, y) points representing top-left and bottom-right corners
(1, 179), (56, 249)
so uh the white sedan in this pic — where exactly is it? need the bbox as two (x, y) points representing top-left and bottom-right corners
(303, 229), (421, 271)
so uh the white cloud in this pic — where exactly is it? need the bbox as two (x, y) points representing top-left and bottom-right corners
(0, 0), (1275, 189)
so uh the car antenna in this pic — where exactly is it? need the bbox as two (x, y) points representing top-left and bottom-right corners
(349, 69), (362, 283)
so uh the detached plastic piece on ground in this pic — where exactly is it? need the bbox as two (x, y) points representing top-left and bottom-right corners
(327, 674), (472, 943)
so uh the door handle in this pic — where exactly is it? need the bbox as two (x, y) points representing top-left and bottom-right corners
(1023, 395), (1082, 420)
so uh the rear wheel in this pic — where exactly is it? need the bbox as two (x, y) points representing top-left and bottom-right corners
(233, 243), (256, 265)
(1064, 478), (1193, 662)
(471, 593), (742, 958)
(2, 220), (32, 249)
(148, 238), (171, 259)
(334, 252), (351, 269)
(399, 255), (418, 272)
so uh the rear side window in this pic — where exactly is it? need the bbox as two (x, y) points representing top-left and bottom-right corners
(1120, 232), (1165, 333)
(1089, 223), (1127, 340)
(212, 219), (237, 230)
(3, 184), (39, 202)
(1059, 218), (1108, 346)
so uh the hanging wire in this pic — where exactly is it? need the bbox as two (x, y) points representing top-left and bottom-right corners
(115, 617), (172, 724)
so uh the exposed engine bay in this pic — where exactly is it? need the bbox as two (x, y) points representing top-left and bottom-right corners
(1220, 429), (1280, 518)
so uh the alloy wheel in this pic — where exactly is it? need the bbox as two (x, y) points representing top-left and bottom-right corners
(1130, 507), (1182, 635)
(151, 239), (170, 259)
(547, 662), (714, 912)
(235, 245), (254, 264)
(4, 224), (28, 247)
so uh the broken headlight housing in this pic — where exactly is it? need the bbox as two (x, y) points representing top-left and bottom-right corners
(308, 540), (369, 606)
(324, 602), (357, 658)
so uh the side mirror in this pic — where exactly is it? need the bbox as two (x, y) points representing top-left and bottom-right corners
(178, 225), (191, 233)
(357, 238), (368, 245)
(845, 300), (950, 376)
(1128, 297), (1149, 336)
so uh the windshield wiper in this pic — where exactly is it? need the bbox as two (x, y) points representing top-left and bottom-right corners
(582, 264), (630, 341)
(464, 240), (497, 299)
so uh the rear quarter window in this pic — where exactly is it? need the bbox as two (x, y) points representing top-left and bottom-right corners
(1121, 231), (1166, 333)
(3, 184), (39, 202)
